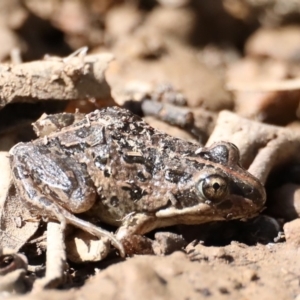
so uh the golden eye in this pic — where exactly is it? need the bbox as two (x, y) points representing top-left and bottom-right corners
(197, 175), (229, 202)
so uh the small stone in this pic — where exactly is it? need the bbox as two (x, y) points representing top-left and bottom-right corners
(283, 219), (300, 247)
(152, 232), (187, 256)
(65, 230), (110, 263)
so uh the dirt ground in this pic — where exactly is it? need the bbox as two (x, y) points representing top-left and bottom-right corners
(0, 1), (300, 299)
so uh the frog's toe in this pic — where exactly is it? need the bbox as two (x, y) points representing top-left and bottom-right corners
(89, 227), (125, 258)
(60, 209), (125, 257)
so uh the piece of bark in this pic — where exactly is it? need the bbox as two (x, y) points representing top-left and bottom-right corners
(0, 50), (116, 108)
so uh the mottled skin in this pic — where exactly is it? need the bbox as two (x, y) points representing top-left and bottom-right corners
(9, 107), (266, 257)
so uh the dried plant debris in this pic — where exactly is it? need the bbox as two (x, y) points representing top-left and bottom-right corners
(0, 49), (115, 109)
(1, 1), (300, 298)
(33, 222), (66, 290)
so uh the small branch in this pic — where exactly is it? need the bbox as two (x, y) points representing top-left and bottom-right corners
(33, 222), (66, 290)
(0, 50), (115, 108)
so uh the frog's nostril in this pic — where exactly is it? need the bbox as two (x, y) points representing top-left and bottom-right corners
(244, 186), (253, 195)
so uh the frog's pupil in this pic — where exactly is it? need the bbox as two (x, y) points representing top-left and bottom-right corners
(213, 182), (220, 191)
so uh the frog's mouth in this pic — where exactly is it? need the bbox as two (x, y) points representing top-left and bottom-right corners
(155, 194), (264, 225)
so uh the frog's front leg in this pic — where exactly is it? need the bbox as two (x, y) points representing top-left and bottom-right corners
(10, 143), (125, 257)
(116, 213), (158, 255)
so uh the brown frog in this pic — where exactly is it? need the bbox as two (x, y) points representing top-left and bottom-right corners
(9, 107), (266, 257)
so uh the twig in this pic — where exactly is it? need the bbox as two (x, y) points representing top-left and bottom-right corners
(33, 221), (66, 290)
(0, 50), (115, 108)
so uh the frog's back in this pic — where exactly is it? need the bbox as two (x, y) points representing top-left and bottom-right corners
(89, 108), (201, 219)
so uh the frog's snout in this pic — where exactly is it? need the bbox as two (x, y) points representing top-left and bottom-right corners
(237, 178), (267, 209)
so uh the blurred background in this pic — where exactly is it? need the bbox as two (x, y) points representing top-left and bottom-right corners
(2, 0), (300, 131)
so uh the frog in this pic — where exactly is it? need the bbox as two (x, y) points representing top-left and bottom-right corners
(9, 106), (266, 257)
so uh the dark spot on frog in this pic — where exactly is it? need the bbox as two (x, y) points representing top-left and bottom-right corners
(39, 197), (53, 207)
(159, 139), (176, 152)
(186, 160), (206, 170)
(122, 148), (161, 174)
(37, 146), (51, 155)
(123, 153), (144, 164)
(174, 191), (200, 208)
(12, 167), (27, 180)
(143, 148), (164, 174)
(119, 138), (129, 147)
(165, 169), (192, 184)
(110, 196), (119, 207)
(111, 131), (122, 141)
(119, 117), (145, 135)
(199, 145), (229, 165)
(121, 184), (148, 201)
(42, 185), (60, 201)
(25, 186), (38, 199)
(94, 154), (108, 167)
(136, 170), (150, 182)
(104, 169), (110, 177)
(75, 127), (91, 139)
(62, 142), (89, 155)
(32, 172), (42, 185)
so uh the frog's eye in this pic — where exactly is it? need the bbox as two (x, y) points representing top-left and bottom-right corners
(196, 175), (229, 202)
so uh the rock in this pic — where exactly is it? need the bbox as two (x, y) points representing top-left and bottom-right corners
(152, 232), (187, 255)
(65, 230), (110, 263)
(283, 218), (300, 247)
